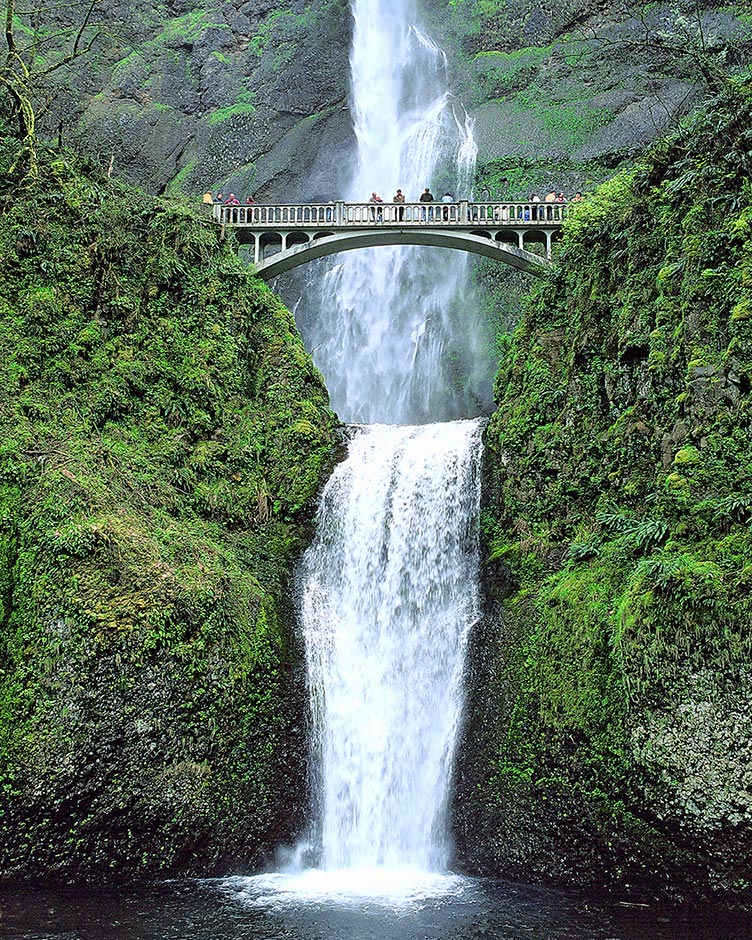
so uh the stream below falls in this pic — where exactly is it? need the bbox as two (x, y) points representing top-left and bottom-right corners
(3, 878), (751, 939)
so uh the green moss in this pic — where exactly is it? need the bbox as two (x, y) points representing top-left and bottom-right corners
(110, 50), (147, 89)
(472, 44), (557, 97)
(509, 91), (614, 152)
(0, 143), (339, 881)
(674, 446), (700, 466)
(208, 98), (257, 127)
(461, 78), (752, 903)
(155, 10), (227, 44)
(167, 157), (198, 195)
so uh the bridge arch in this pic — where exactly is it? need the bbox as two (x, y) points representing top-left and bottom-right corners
(217, 200), (566, 279)
(285, 231), (310, 250)
(249, 229), (551, 280)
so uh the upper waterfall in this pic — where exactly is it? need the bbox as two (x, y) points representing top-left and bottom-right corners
(296, 0), (490, 426)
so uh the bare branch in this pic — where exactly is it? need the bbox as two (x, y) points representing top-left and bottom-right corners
(39, 26), (101, 75)
(5, 0), (17, 59)
(568, 0), (733, 97)
(70, 0), (96, 58)
(1, 0), (110, 178)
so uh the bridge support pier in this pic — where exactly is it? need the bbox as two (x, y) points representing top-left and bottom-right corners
(545, 230), (552, 260)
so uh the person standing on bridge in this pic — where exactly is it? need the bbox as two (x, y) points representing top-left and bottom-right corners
(224, 192), (240, 223)
(393, 188), (406, 221)
(369, 192), (384, 221)
(419, 187), (434, 220)
(544, 189), (557, 221)
(441, 191), (454, 221)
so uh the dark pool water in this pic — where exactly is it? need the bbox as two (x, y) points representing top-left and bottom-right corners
(1, 871), (750, 940)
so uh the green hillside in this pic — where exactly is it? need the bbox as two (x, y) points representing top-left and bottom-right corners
(0, 139), (339, 880)
(455, 75), (752, 906)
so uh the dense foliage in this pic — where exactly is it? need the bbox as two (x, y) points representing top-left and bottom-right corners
(0, 141), (339, 880)
(455, 77), (752, 904)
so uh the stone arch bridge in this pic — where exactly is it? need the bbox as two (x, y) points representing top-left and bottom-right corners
(214, 201), (566, 279)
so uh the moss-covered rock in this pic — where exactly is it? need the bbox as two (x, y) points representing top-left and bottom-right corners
(0, 144), (340, 881)
(67, 0), (354, 200)
(455, 77), (752, 907)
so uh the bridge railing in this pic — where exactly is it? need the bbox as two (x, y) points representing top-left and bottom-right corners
(214, 201), (568, 227)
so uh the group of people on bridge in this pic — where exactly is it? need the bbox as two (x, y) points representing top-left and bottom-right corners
(202, 191), (255, 206)
(524, 189), (583, 220)
(368, 187), (455, 220)
(203, 185), (582, 226)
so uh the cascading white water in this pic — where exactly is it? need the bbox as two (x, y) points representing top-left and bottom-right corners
(300, 420), (483, 871)
(297, 0), (487, 425)
(287, 0), (487, 892)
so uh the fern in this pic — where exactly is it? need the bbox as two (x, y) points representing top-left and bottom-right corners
(595, 505), (633, 533)
(629, 518), (669, 551)
(568, 539), (601, 562)
(636, 552), (687, 589)
(714, 495), (752, 523)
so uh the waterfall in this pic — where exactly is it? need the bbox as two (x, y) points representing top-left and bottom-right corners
(296, 0), (487, 425)
(300, 420), (483, 871)
(283, 0), (487, 890)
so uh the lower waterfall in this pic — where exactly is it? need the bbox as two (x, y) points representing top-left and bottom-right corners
(298, 419), (483, 874)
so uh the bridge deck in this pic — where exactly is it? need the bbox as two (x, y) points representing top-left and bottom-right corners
(213, 201), (567, 277)
(213, 200), (567, 230)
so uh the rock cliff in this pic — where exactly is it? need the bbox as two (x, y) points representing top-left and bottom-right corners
(454, 77), (752, 908)
(35, 1), (752, 201)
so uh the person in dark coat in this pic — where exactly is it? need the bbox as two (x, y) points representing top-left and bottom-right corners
(419, 187), (434, 220)
(393, 188), (406, 221)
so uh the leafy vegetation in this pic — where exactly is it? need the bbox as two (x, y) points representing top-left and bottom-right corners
(456, 76), (752, 903)
(0, 137), (339, 880)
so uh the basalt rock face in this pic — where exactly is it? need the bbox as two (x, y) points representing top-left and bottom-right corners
(0, 146), (340, 881)
(453, 80), (752, 907)
(57, 0), (354, 201)
(424, 0), (752, 199)
(42, 0), (752, 204)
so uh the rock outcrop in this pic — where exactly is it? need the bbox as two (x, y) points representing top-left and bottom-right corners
(454, 78), (752, 907)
